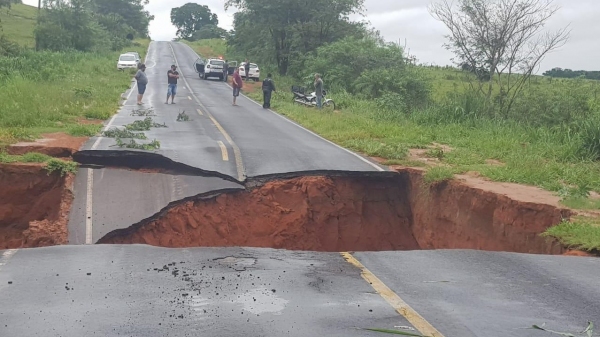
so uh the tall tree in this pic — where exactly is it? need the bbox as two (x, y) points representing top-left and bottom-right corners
(429, 0), (570, 114)
(170, 3), (218, 40)
(91, 0), (154, 37)
(226, 0), (365, 75)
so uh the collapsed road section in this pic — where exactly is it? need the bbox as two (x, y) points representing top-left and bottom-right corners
(0, 152), (573, 254)
(98, 169), (570, 254)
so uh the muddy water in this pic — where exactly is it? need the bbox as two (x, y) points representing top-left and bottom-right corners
(98, 170), (570, 254)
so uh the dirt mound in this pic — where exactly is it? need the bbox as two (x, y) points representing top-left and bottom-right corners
(99, 172), (568, 254)
(99, 176), (420, 251)
(0, 163), (73, 249)
(7, 132), (87, 158)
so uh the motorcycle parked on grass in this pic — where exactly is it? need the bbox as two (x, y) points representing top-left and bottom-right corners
(291, 85), (335, 111)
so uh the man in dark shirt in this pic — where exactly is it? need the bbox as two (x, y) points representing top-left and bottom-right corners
(223, 60), (229, 82)
(166, 64), (179, 104)
(244, 59), (250, 82)
(262, 73), (276, 109)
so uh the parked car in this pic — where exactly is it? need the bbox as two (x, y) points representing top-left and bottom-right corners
(239, 62), (260, 82)
(117, 53), (139, 70)
(200, 58), (226, 80)
(126, 51), (141, 64)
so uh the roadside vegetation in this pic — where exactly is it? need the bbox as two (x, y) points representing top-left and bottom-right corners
(182, 0), (600, 251)
(0, 1), (151, 152)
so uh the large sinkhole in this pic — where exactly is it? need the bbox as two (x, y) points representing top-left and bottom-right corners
(96, 171), (569, 254)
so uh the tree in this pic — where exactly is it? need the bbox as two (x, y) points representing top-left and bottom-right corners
(35, 0), (151, 51)
(91, 0), (154, 37)
(226, 0), (366, 75)
(170, 3), (218, 40)
(429, 0), (570, 114)
(0, 0), (20, 8)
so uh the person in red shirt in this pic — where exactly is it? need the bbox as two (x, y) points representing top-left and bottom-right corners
(232, 68), (243, 106)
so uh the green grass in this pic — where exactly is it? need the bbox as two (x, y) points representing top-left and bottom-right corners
(0, 4), (37, 47)
(544, 218), (600, 252)
(0, 40), (150, 147)
(561, 197), (600, 211)
(183, 39), (228, 59)
(0, 151), (51, 163)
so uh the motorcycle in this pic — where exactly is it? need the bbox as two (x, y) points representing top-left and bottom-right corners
(291, 85), (335, 110)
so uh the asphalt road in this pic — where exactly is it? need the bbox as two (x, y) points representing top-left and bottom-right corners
(1, 246), (598, 337)
(69, 40), (385, 244)
(5, 41), (598, 337)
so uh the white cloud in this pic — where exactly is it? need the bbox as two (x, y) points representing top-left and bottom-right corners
(21, 0), (600, 71)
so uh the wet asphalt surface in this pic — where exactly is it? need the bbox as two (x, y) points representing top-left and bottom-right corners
(2, 41), (599, 336)
(0, 246), (416, 337)
(68, 41), (385, 244)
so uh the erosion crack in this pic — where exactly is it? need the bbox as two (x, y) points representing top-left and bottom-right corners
(97, 171), (571, 254)
(73, 150), (241, 183)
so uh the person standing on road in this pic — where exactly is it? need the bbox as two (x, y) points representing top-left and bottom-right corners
(262, 73), (276, 109)
(244, 59), (250, 82)
(135, 63), (147, 105)
(314, 73), (323, 109)
(232, 67), (243, 106)
(166, 64), (179, 104)
(223, 60), (229, 82)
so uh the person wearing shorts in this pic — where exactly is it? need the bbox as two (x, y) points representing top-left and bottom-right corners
(135, 63), (147, 105)
(232, 68), (243, 106)
(166, 64), (179, 104)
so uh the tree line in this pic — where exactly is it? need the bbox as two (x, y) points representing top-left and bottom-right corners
(34, 0), (153, 52)
(543, 68), (600, 81)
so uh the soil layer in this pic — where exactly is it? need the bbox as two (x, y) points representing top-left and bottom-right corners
(100, 171), (569, 254)
(0, 163), (73, 249)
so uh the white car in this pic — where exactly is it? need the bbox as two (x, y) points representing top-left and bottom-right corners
(202, 58), (225, 80)
(117, 53), (139, 70)
(126, 51), (141, 64)
(239, 62), (260, 82)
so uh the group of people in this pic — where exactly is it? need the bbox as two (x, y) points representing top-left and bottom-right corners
(134, 60), (325, 110)
(134, 63), (180, 105)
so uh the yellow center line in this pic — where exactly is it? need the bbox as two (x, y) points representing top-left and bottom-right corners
(196, 108), (203, 116)
(168, 42), (245, 182)
(341, 252), (445, 337)
(217, 141), (229, 161)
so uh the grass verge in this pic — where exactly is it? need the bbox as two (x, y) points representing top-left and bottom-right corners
(0, 40), (150, 147)
(543, 218), (600, 252)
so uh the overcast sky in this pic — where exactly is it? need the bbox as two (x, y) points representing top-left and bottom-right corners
(22, 0), (600, 71)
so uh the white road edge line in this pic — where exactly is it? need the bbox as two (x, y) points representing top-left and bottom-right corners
(85, 168), (94, 244)
(0, 249), (18, 273)
(84, 42), (154, 244)
(217, 141), (229, 161)
(178, 42), (384, 172)
(168, 42), (246, 181)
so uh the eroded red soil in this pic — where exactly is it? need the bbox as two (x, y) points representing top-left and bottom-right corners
(100, 176), (420, 251)
(0, 163), (73, 249)
(100, 172), (569, 254)
(7, 132), (87, 158)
